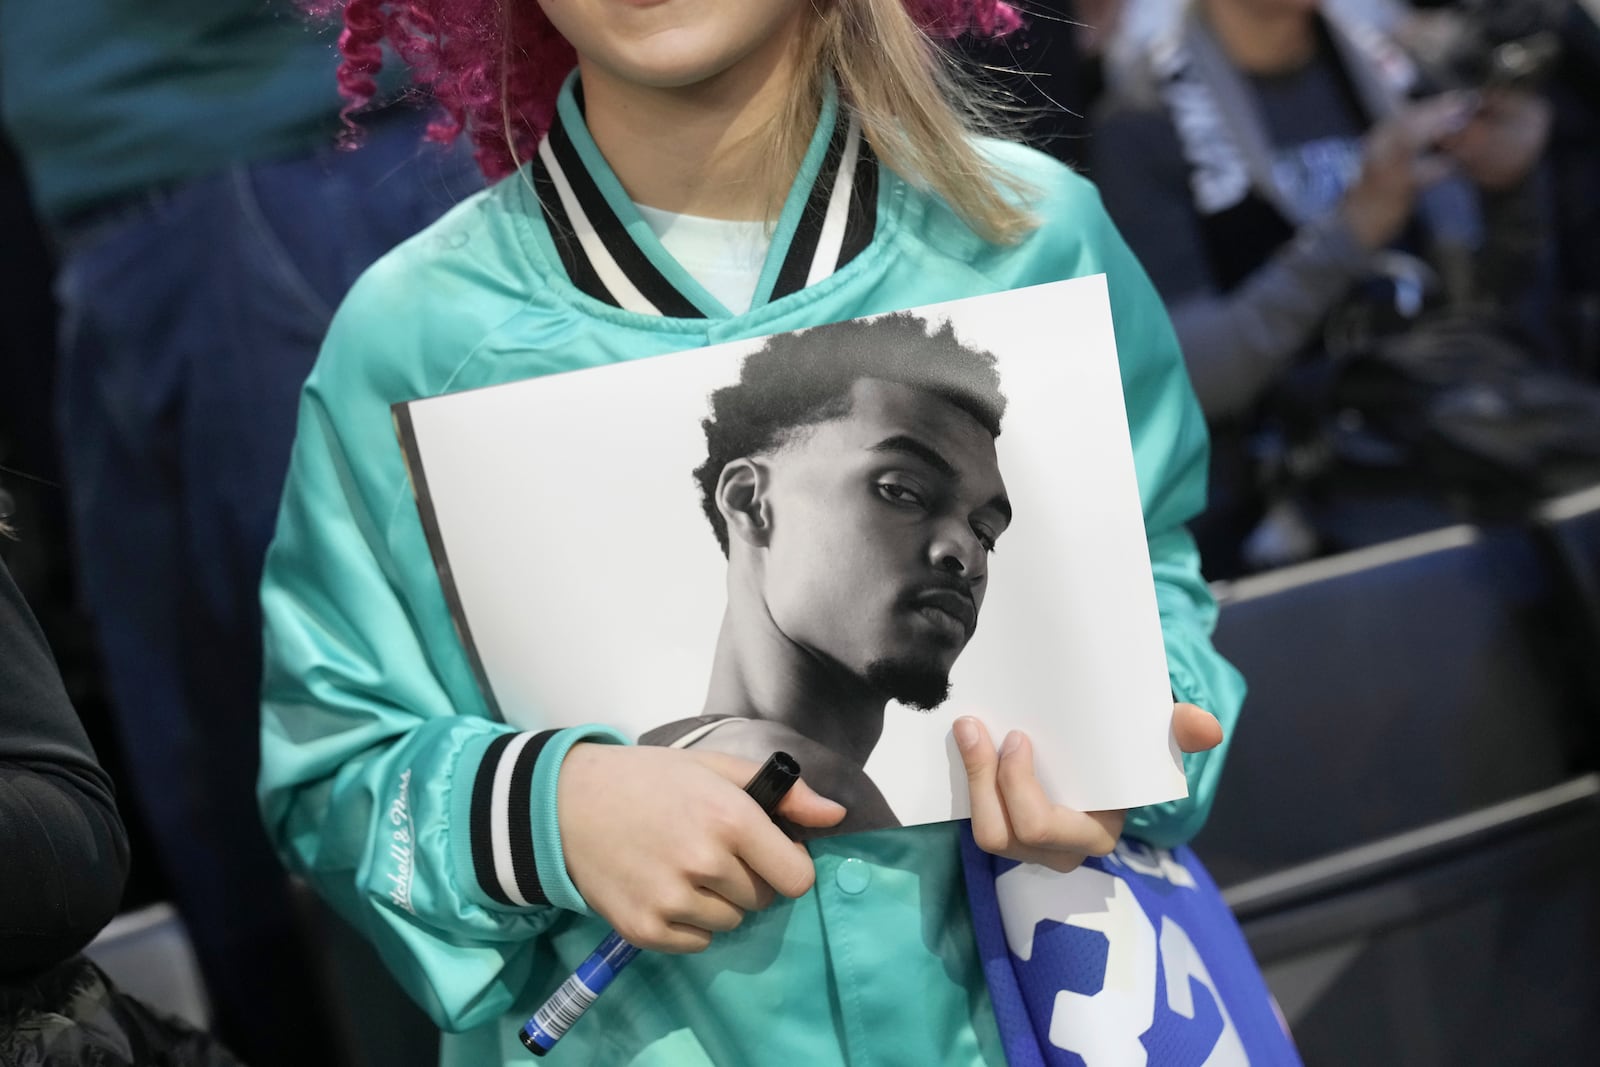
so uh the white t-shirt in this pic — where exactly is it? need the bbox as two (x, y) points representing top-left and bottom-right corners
(633, 202), (772, 315)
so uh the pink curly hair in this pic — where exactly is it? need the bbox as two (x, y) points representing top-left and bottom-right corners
(311, 1), (1021, 180)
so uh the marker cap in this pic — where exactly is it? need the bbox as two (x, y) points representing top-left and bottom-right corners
(742, 751), (800, 815)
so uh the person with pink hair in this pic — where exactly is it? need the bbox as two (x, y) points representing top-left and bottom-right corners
(259, 2), (1290, 1064)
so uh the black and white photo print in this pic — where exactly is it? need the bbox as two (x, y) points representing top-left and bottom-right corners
(396, 277), (1185, 834)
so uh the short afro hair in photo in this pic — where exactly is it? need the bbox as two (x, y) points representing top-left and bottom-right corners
(694, 311), (1007, 556)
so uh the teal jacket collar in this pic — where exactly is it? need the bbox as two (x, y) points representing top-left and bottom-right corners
(528, 72), (879, 319)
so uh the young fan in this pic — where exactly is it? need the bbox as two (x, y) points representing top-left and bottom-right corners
(262, 2), (1278, 1063)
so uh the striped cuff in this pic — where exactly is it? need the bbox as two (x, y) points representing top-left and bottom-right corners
(467, 730), (561, 908)
(456, 725), (629, 913)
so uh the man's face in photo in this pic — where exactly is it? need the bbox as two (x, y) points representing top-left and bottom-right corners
(755, 377), (1011, 709)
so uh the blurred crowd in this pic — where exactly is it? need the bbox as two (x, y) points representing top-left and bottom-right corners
(974, 0), (1600, 577)
(1, 1), (1597, 1064)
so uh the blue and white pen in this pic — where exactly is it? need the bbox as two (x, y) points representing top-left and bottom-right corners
(519, 750), (801, 1057)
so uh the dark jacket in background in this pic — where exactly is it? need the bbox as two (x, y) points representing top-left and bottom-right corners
(0, 555), (128, 981)
(1, 957), (243, 1067)
(1, 556), (246, 1064)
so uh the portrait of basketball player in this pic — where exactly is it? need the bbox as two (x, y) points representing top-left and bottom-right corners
(639, 312), (1012, 836)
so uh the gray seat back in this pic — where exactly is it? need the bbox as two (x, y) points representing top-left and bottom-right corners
(1195, 524), (1581, 886)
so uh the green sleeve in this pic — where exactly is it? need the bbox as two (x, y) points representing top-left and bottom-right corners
(1088, 190), (1248, 848)
(257, 274), (625, 1033)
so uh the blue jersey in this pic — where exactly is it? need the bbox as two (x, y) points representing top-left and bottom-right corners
(965, 832), (1300, 1065)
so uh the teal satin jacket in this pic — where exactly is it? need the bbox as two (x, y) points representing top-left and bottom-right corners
(258, 77), (1247, 1067)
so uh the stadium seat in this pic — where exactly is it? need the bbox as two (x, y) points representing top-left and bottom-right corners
(1534, 483), (1600, 765)
(1227, 774), (1600, 1064)
(1193, 521), (1600, 1064)
(1539, 483), (1600, 573)
(85, 902), (210, 1031)
(1195, 523), (1583, 886)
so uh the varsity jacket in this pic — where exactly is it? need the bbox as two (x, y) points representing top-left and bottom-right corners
(259, 74), (1247, 1066)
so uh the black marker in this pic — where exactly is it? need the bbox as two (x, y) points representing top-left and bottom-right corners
(519, 751), (801, 1056)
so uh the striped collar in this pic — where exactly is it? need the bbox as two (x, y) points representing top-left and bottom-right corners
(529, 73), (879, 319)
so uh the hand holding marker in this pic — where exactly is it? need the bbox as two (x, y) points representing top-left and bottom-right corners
(520, 751), (803, 1056)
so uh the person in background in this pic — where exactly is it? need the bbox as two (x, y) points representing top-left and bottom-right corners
(950, 0), (1405, 175)
(1102, 0), (1408, 93)
(0, 3), (482, 1061)
(1090, 0), (1553, 576)
(1520, 0), (1600, 371)
(0, 533), (127, 1001)
(0, 540), (242, 1066)
(1390, 0), (1600, 370)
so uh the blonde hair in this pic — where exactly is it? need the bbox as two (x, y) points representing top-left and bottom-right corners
(770, 0), (1039, 245)
(333, 2), (1038, 242)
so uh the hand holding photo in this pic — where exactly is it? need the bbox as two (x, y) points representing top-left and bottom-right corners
(520, 751), (801, 1056)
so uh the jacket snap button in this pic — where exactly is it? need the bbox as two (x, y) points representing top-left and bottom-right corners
(835, 857), (871, 895)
